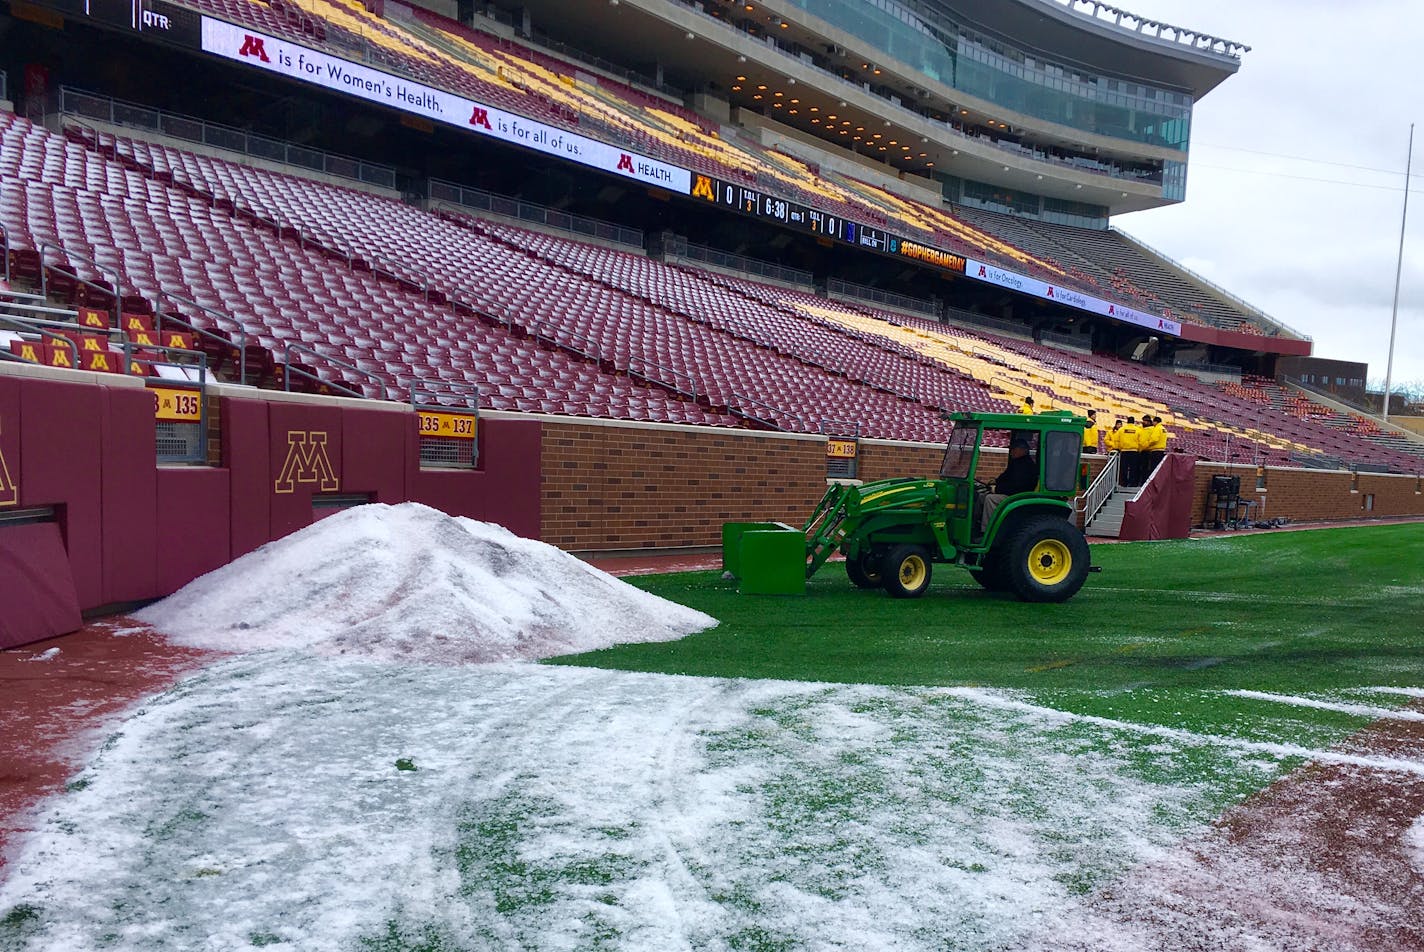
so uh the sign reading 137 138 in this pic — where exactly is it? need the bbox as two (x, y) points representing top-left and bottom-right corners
(418, 410), (477, 439)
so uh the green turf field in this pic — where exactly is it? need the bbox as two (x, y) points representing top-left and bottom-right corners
(560, 524), (1424, 752)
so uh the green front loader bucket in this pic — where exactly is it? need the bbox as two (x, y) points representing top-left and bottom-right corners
(721, 521), (807, 595)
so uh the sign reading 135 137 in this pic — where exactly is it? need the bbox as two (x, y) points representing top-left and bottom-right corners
(417, 410), (477, 439)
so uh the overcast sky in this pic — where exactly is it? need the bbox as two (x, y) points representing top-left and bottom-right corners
(1106, 0), (1422, 390)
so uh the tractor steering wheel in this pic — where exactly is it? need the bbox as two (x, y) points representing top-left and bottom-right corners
(974, 478), (994, 494)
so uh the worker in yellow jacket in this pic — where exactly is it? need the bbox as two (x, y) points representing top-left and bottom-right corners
(1117, 416), (1143, 486)
(1142, 416), (1170, 479)
(1104, 420), (1121, 453)
(1082, 409), (1101, 454)
(1019, 395), (1036, 415)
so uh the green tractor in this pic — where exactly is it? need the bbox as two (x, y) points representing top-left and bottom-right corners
(722, 411), (1098, 602)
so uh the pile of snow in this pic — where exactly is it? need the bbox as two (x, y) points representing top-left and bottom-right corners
(136, 503), (715, 663)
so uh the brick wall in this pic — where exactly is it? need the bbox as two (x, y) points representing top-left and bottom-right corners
(540, 419), (1423, 550)
(540, 420), (826, 550)
(1190, 461), (1424, 526)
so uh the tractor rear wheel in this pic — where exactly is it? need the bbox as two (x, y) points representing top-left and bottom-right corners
(882, 545), (933, 599)
(846, 551), (883, 589)
(1001, 516), (1090, 603)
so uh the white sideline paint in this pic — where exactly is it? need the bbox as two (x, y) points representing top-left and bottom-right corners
(1223, 689), (1424, 723)
(135, 502), (716, 662)
(946, 688), (1424, 776)
(1363, 687), (1424, 699)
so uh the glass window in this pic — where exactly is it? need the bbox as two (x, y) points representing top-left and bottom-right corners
(1042, 431), (1080, 493)
(940, 423), (978, 479)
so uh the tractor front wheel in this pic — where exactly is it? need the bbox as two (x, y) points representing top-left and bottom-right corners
(1001, 516), (1090, 603)
(846, 551), (883, 589)
(970, 550), (1006, 592)
(882, 545), (933, 599)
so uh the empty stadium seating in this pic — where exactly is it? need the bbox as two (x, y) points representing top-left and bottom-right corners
(6, 110), (1420, 471)
(158, 0), (1291, 336)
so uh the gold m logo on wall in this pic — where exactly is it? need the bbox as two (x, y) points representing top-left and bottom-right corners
(0, 415), (16, 507)
(274, 431), (339, 494)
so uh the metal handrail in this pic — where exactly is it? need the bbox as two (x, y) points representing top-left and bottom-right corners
(38, 243), (121, 314)
(0, 315), (82, 368)
(0, 222), (10, 285)
(367, 251), (431, 299)
(626, 357), (697, 398)
(153, 289), (252, 384)
(729, 392), (806, 431)
(410, 380), (480, 410)
(282, 341), (390, 400)
(1078, 452), (1120, 524)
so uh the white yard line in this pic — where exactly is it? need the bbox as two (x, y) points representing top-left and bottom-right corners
(1223, 689), (1424, 723)
(945, 688), (1424, 776)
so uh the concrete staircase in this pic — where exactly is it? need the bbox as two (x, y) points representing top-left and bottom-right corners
(1084, 487), (1136, 538)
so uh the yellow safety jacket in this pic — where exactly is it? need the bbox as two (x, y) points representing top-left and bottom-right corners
(1117, 423), (1142, 452)
(1082, 424), (1100, 452)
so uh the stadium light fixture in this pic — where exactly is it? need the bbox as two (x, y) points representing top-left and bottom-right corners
(839, 101), (847, 107)
(736, 75), (746, 81)
(757, 84), (767, 90)
(731, 86), (742, 91)
(686, 31), (695, 39)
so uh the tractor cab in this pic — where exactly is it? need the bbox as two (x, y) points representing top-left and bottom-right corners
(722, 411), (1097, 603)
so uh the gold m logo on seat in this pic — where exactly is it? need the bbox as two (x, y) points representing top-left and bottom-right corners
(274, 431), (339, 494)
(0, 416), (16, 507)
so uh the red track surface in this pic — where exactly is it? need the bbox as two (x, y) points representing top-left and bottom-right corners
(0, 620), (219, 872)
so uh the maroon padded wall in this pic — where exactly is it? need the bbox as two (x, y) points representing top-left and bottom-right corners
(100, 386), (158, 603)
(155, 468), (233, 593)
(16, 377), (105, 608)
(222, 396), (271, 561)
(0, 522), (81, 649)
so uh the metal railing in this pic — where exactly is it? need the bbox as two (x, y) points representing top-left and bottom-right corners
(59, 87), (398, 190)
(153, 290), (253, 385)
(0, 316), (81, 369)
(430, 180), (645, 249)
(0, 222), (9, 285)
(281, 341), (390, 400)
(409, 382), (480, 468)
(38, 243), (121, 314)
(827, 278), (937, 317)
(0, 70), (7, 105)
(729, 392), (806, 431)
(1078, 452), (1120, 525)
(659, 234), (814, 287)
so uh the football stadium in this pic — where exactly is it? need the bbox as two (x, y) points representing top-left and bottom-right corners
(0, 0), (1422, 946)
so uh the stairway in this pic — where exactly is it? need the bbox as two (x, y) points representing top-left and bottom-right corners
(1084, 487), (1136, 538)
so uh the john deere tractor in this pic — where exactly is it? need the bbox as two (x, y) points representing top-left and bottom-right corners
(722, 411), (1097, 603)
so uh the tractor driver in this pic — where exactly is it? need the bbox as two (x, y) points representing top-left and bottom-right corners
(979, 438), (1038, 533)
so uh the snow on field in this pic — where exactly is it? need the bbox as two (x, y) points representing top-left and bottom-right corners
(1407, 817), (1424, 874)
(136, 503), (715, 662)
(0, 656), (1291, 952)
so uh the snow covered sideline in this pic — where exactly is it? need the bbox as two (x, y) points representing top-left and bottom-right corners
(0, 657), (1289, 952)
(135, 503), (715, 662)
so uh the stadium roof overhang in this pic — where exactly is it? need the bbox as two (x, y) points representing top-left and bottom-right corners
(940, 0), (1243, 100)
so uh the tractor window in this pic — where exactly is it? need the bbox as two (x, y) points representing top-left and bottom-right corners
(939, 424), (977, 479)
(1042, 431), (1080, 493)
